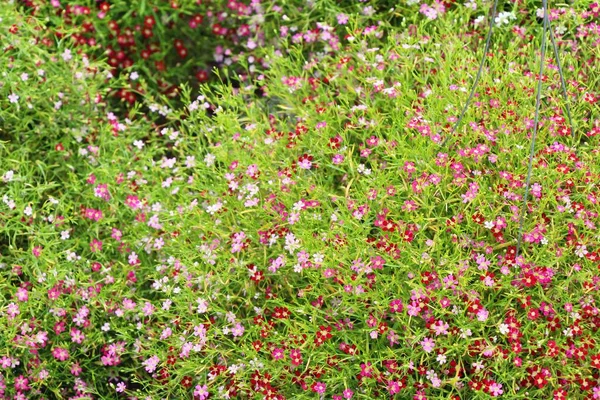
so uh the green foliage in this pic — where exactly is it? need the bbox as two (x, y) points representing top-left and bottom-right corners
(2, 0), (600, 399)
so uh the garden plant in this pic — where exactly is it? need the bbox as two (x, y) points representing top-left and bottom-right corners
(1, 0), (600, 399)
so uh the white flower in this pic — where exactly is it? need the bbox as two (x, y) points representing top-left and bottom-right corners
(484, 220), (495, 229)
(204, 153), (216, 167)
(101, 323), (110, 332)
(130, 71), (139, 81)
(20, 73), (29, 81)
(292, 201), (304, 212)
(465, 0), (477, 10)
(133, 140), (144, 150)
(498, 323), (509, 335)
(8, 93), (19, 104)
(185, 156), (196, 168)
(196, 298), (209, 313)
(536, 8), (546, 19)
(575, 245), (588, 258)
(472, 361), (484, 372)
(24, 206), (33, 216)
(357, 164), (371, 175)
(460, 328), (472, 339)
(495, 11), (516, 26)
(62, 48), (73, 62)
(436, 353), (447, 365)
(562, 327), (573, 337)
(2, 170), (14, 182)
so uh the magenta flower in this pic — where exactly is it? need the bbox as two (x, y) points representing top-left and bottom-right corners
(90, 238), (103, 253)
(312, 381), (326, 394)
(52, 347), (70, 361)
(489, 382), (503, 397)
(194, 384), (209, 400)
(231, 323), (245, 337)
(336, 13), (348, 24)
(420, 337), (435, 353)
(14, 375), (29, 391)
(32, 246), (42, 258)
(272, 347), (285, 360)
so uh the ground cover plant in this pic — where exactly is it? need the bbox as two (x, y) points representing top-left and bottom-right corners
(1, 0), (600, 399)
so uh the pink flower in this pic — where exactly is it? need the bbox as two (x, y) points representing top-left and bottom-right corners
(420, 337), (435, 353)
(231, 323), (245, 337)
(32, 246), (42, 258)
(14, 375), (29, 391)
(312, 381), (326, 394)
(116, 381), (126, 393)
(194, 384), (209, 400)
(420, 4), (438, 20)
(142, 355), (160, 373)
(489, 382), (503, 397)
(52, 347), (70, 361)
(70, 363), (82, 376)
(336, 13), (348, 24)
(90, 238), (103, 253)
(272, 347), (285, 360)
(16, 287), (28, 302)
(125, 195), (141, 209)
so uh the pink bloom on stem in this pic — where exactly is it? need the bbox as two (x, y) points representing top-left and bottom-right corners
(90, 238), (103, 253)
(420, 337), (435, 353)
(337, 13), (349, 24)
(116, 382), (126, 393)
(332, 154), (344, 164)
(231, 323), (245, 337)
(489, 382), (503, 397)
(420, 4), (438, 20)
(16, 287), (28, 302)
(14, 375), (29, 391)
(194, 384), (209, 400)
(70, 363), (82, 376)
(312, 381), (326, 394)
(52, 347), (70, 361)
(272, 347), (285, 360)
(32, 246), (42, 258)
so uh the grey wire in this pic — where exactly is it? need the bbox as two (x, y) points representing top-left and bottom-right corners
(516, 0), (549, 259)
(548, 25), (575, 139)
(440, 0), (499, 148)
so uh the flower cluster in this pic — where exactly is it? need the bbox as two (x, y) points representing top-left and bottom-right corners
(2, 0), (600, 399)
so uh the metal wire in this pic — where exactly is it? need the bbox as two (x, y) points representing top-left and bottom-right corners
(437, 0), (575, 258)
(439, 0), (499, 148)
(548, 25), (575, 139)
(515, 0), (548, 259)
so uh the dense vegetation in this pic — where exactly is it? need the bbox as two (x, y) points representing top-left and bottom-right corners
(1, 0), (600, 398)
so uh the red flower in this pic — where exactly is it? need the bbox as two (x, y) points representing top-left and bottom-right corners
(181, 376), (193, 388)
(314, 325), (332, 346)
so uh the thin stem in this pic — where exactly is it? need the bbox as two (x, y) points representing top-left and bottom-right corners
(516, 0), (548, 260)
(440, 0), (499, 148)
(548, 23), (575, 139)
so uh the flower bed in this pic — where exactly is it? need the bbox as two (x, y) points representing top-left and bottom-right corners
(1, 1), (600, 399)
